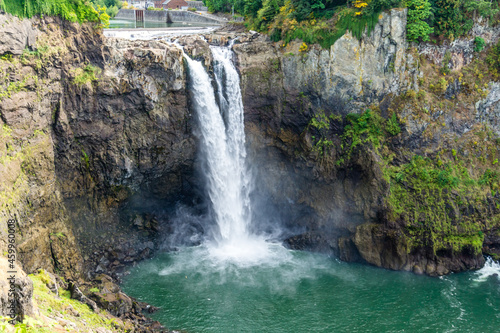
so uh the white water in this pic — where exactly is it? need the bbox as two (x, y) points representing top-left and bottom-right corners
(184, 44), (277, 264)
(474, 257), (500, 282)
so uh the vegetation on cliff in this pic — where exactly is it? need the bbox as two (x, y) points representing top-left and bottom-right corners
(298, 37), (500, 266)
(339, 107), (498, 259)
(1, 271), (133, 332)
(206, 0), (500, 47)
(0, 0), (110, 26)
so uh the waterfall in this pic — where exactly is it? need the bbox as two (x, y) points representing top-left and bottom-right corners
(183, 43), (267, 261)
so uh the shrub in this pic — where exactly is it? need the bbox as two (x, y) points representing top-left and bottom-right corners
(433, 0), (473, 39)
(486, 41), (500, 78)
(106, 4), (119, 17)
(474, 36), (486, 52)
(406, 0), (433, 42)
(386, 112), (401, 136)
(187, 7), (197, 12)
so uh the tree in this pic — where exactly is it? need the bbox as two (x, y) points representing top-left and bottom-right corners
(406, 0), (433, 42)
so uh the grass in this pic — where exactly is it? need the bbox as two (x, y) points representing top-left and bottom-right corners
(15, 271), (130, 332)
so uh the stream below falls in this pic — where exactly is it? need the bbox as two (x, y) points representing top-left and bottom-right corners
(122, 249), (500, 332)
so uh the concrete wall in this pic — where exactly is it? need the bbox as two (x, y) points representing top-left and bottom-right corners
(145, 10), (169, 21)
(116, 9), (168, 22)
(115, 9), (136, 20)
(167, 10), (221, 24)
(115, 9), (222, 24)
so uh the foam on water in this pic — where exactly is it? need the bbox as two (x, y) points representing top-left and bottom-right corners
(156, 244), (328, 291)
(103, 27), (216, 40)
(474, 257), (500, 282)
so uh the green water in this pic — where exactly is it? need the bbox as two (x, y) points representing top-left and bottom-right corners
(122, 245), (500, 332)
(108, 19), (215, 29)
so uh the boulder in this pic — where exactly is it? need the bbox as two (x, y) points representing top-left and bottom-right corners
(0, 14), (37, 55)
(0, 258), (34, 322)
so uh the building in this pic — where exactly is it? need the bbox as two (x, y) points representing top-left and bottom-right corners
(162, 0), (189, 9)
(153, 0), (164, 8)
(186, 1), (208, 10)
(128, 1), (147, 9)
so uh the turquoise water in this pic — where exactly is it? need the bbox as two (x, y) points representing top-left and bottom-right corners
(122, 245), (500, 332)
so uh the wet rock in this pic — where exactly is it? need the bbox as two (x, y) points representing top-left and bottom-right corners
(177, 35), (212, 67)
(89, 291), (133, 318)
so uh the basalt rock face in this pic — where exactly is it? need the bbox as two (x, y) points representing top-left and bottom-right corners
(232, 9), (410, 259)
(0, 14), (196, 280)
(1, 8), (500, 285)
(233, 8), (500, 275)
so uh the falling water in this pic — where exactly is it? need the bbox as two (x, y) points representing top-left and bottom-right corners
(183, 43), (274, 263)
(123, 43), (500, 332)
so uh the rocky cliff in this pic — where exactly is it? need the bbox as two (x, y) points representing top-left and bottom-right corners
(0, 12), (198, 284)
(231, 8), (500, 275)
(1, 6), (500, 307)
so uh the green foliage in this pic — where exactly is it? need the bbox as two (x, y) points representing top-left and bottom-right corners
(385, 154), (489, 255)
(406, 0), (433, 42)
(89, 0), (121, 17)
(105, 4), (118, 16)
(289, 0), (325, 21)
(334, 8), (381, 41)
(474, 36), (486, 52)
(255, 0), (283, 30)
(0, 0), (100, 23)
(486, 41), (500, 78)
(463, 0), (499, 20)
(81, 148), (90, 168)
(72, 64), (101, 86)
(308, 111), (335, 156)
(342, 109), (385, 159)
(203, 0), (234, 12)
(479, 169), (499, 190)
(309, 111), (331, 131)
(386, 112), (401, 136)
(441, 51), (451, 75)
(432, 0), (473, 39)
(26, 272), (125, 332)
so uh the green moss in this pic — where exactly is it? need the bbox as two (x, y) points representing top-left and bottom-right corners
(72, 64), (101, 87)
(335, 97), (500, 258)
(0, 75), (34, 101)
(383, 154), (496, 256)
(341, 109), (385, 160)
